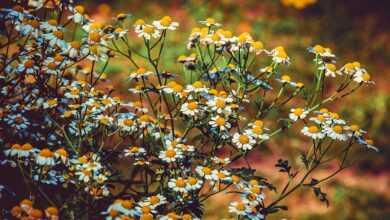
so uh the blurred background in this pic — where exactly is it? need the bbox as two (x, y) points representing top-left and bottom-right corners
(80, 0), (389, 219)
(0, 0), (385, 218)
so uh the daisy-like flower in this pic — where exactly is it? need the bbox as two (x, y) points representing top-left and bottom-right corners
(65, 87), (82, 99)
(323, 63), (338, 77)
(96, 115), (114, 126)
(229, 201), (251, 216)
(54, 148), (68, 163)
(353, 71), (373, 84)
(17, 59), (38, 74)
(289, 108), (308, 121)
(118, 117), (136, 132)
(44, 206), (59, 220)
(324, 124), (348, 141)
(357, 138), (379, 152)
(186, 177), (203, 191)
(136, 24), (160, 40)
(5, 143), (37, 158)
(43, 98), (58, 109)
(158, 147), (183, 163)
(209, 115), (231, 131)
(168, 177), (188, 193)
(185, 81), (208, 93)
(232, 133), (256, 151)
(36, 148), (56, 166)
(145, 194), (167, 209)
(245, 127), (269, 140)
(325, 112), (346, 125)
(271, 46), (290, 64)
(181, 101), (201, 117)
(195, 166), (214, 181)
(43, 30), (68, 48)
(68, 5), (86, 24)
(345, 124), (366, 137)
(134, 19), (146, 33)
(206, 96), (233, 114)
(199, 17), (221, 27)
(309, 44), (336, 59)
(211, 169), (231, 183)
(40, 19), (59, 32)
(128, 67), (153, 80)
(278, 74), (297, 86)
(309, 114), (327, 125)
(301, 125), (325, 139)
(153, 16), (179, 30)
(124, 146), (146, 157)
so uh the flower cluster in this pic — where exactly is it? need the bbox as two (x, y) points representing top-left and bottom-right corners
(0, 0), (377, 219)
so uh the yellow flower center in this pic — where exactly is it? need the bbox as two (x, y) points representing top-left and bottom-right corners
(252, 41), (264, 49)
(48, 62), (57, 70)
(203, 167), (212, 175)
(350, 124), (359, 131)
(48, 19), (57, 26)
(313, 44), (325, 53)
(123, 119), (134, 126)
(362, 72), (370, 81)
(293, 108), (304, 116)
(149, 196), (160, 205)
(135, 19), (145, 26)
(24, 60), (34, 68)
(187, 102), (198, 110)
(192, 81), (203, 88)
(165, 149), (176, 158)
(160, 16), (172, 26)
(332, 125), (343, 134)
(74, 5), (85, 14)
(188, 177), (198, 185)
(175, 178), (186, 187)
(239, 135), (249, 144)
(236, 202), (246, 211)
(89, 32), (101, 42)
(121, 200), (134, 209)
(206, 17), (215, 25)
(215, 99), (225, 108)
(252, 126), (263, 135)
(143, 26), (155, 34)
(40, 148), (54, 158)
(326, 63), (336, 71)
(215, 117), (226, 126)
(53, 30), (64, 39)
(21, 143), (33, 150)
(281, 75), (291, 82)
(308, 126), (319, 133)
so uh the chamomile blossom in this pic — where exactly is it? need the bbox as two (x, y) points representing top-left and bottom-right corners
(195, 166), (214, 181)
(185, 177), (203, 191)
(168, 177), (188, 193)
(136, 25), (160, 40)
(36, 148), (56, 166)
(324, 124), (348, 141)
(301, 125), (325, 139)
(153, 16), (179, 30)
(158, 148), (183, 163)
(181, 101), (201, 117)
(128, 67), (153, 80)
(68, 5), (86, 24)
(271, 46), (290, 64)
(232, 133), (256, 151)
(124, 146), (146, 157)
(199, 18), (221, 27)
(289, 108), (308, 121)
(209, 115), (231, 131)
(229, 201), (251, 216)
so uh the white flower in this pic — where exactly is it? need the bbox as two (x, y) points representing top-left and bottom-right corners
(271, 46), (290, 64)
(207, 97), (233, 114)
(199, 18), (221, 27)
(232, 133), (256, 151)
(301, 126), (325, 139)
(324, 125), (348, 141)
(136, 25), (160, 40)
(128, 67), (153, 80)
(181, 101), (201, 117)
(153, 16), (179, 30)
(158, 147), (183, 163)
(209, 115), (231, 131)
(124, 146), (146, 157)
(229, 201), (251, 216)
(211, 169), (231, 183)
(36, 149), (56, 166)
(168, 178), (188, 193)
(118, 118), (136, 132)
(245, 127), (269, 140)
(289, 108), (308, 121)
(96, 115), (114, 126)
(195, 166), (214, 180)
(68, 5), (86, 24)
(186, 177), (203, 191)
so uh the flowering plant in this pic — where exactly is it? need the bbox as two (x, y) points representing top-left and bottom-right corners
(0, 1), (378, 219)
